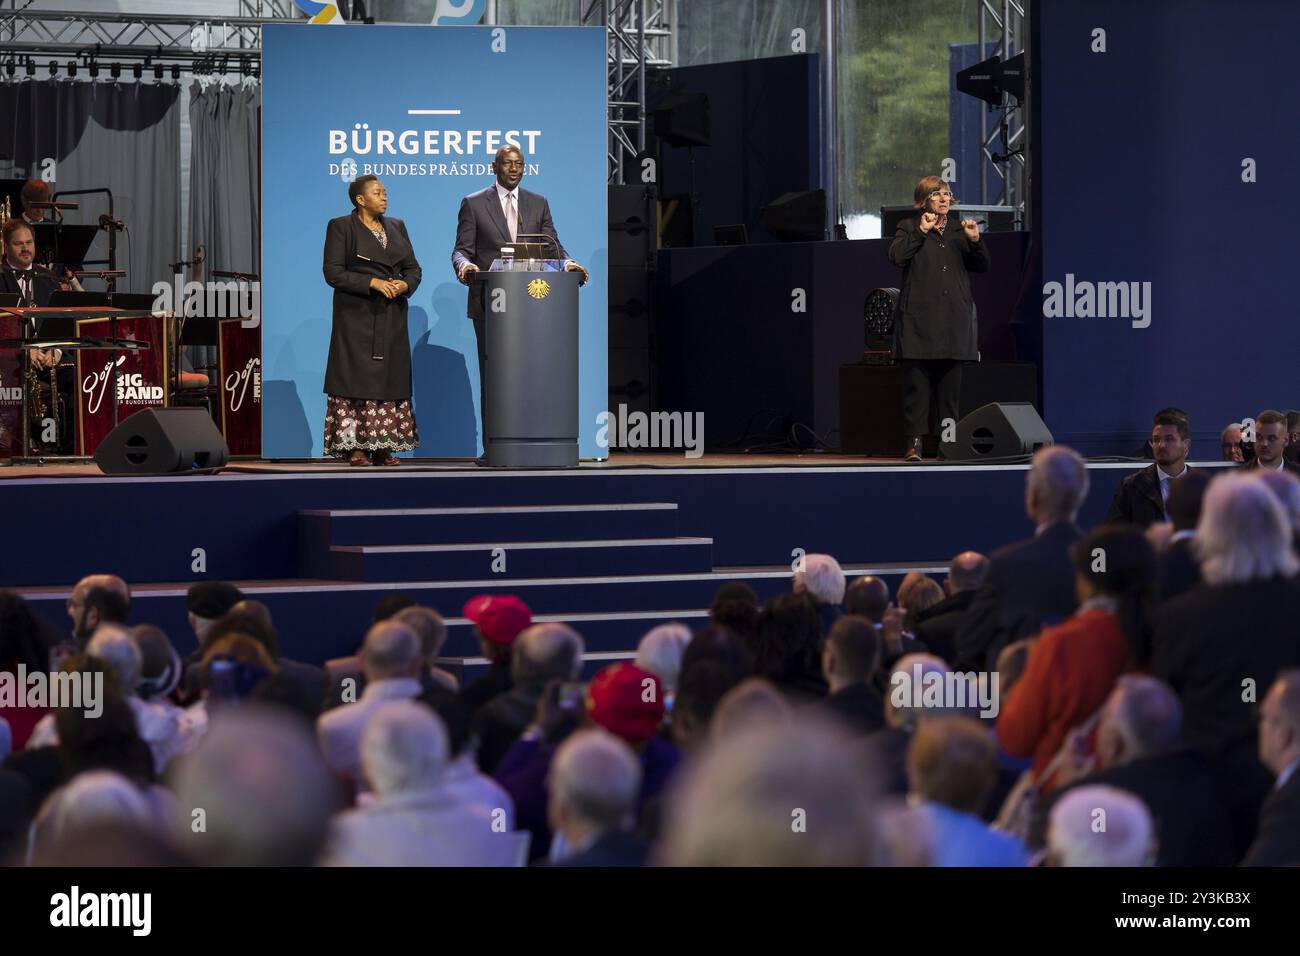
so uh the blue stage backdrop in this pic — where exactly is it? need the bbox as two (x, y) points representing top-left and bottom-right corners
(1038, 0), (1300, 455)
(261, 23), (608, 458)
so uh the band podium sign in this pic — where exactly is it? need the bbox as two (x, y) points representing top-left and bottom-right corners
(74, 314), (169, 456)
(0, 313), (21, 459)
(218, 318), (261, 457)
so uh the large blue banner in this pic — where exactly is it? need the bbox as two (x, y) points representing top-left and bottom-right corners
(261, 23), (608, 458)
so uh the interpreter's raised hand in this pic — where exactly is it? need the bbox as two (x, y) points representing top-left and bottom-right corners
(918, 211), (939, 233)
(962, 218), (980, 242)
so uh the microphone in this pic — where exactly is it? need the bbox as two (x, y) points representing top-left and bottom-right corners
(98, 214), (126, 232)
(514, 233), (560, 260)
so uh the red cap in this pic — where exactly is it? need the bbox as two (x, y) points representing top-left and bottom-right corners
(586, 662), (665, 744)
(462, 595), (532, 646)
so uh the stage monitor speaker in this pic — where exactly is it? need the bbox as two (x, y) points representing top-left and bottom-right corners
(652, 92), (710, 148)
(946, 402), (1052, 461)
(95, 408), (230, 475)
(762, 190), (826, 242)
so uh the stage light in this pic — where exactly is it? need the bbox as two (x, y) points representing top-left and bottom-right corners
(862, 287), (898, 365)
(88, 61), (99, 78)
(153, 63), (163, 80)
(48, 61), (57, 77)
(111, 63), (121, 80)
(5, 61), (14, 78)
(132, 63), (141, 79)
(66, 61), (77, 78)
(25, 58), (35, 77)
(171, 64), (180, 81)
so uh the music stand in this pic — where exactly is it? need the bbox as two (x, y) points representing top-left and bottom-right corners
(33, 223), (97, 274)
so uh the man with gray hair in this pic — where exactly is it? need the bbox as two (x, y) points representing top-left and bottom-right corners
(913, 551), (988, 664)
(317, 620), (424, 785)
(1043, 676), (1235, 866)
(472, 623), (584, 773)
(323, 700), (522, 866)
(547, 728), (647, 866)
(27, 624), (183, 775)
(1243, 671), (1300, 866)
(175, 705), (340, 866)
(793, 553), (846, 635)
(657, 717), (878, 866)
(955, 445), (1088, 670)
(1046, 785), (1155, 866)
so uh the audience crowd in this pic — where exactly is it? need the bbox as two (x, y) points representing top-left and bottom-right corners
(2, 407), (1300, 867)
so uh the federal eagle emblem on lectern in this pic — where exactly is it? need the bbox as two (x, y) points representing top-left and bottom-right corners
(526, 278), (551, 300)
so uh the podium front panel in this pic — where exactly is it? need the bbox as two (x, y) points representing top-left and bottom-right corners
(484, 271), (580, 467)
(74, 314), (169, 456)
(218, 318), (262, 457)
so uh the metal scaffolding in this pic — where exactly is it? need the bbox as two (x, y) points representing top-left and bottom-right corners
(977, 0), (1028, 222)
(582, 0), (675, 185)
(0, 6), (291, 65)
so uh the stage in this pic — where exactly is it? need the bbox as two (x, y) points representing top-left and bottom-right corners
(4, 453), (1230, 681)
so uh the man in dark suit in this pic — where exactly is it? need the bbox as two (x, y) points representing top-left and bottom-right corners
(1156, 471), (1208, 603)
(1, 219), (58, 307)
(1043, 676), (1236, 866)
(451, 145), (586, 445)
(1106, 409), (1194, 528)
(954, 446), (1089, 671)
(818, 616), (885, 736)
(1243, 409), (1300, 478)
(1244, 671), (1300, 865)
(913, 551), (988, 664)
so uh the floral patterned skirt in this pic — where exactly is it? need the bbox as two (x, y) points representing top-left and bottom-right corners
(324, 396), (419, 457)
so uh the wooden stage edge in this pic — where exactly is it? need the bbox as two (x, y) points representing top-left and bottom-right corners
(0, 451), (1172, 481)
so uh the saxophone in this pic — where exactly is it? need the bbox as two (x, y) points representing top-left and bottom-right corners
(1, 194), (10, 222)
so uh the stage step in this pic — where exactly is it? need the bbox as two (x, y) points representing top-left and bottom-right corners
(319, 536), (715, 582)
(17, 562), (946, 666)
(299, 502), (680, 551)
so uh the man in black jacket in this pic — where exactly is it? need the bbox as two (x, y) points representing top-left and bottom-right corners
(1155, 471), (1209, 603)
(954, 446), (1088, 671)
(1043, 676), (1236, 866)
(548, 728), (649, 867)
(1243, 409), (1300, 478)
(1106, 408), (1194, 528)
(1243, 671), (1300, 866)
(913, 551), (988, 664)
(818, 616), (885, 736)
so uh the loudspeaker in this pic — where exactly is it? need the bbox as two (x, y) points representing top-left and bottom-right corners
(762, 190), (827, 242)
(95, 408), (230, 475)
(946, 402), (1052, 461)
(652, 91), (710, 148)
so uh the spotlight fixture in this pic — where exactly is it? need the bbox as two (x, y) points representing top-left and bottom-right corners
(25, 58), (35, 77)
(862, 288), (899, 365)
(132, 63), (141, 80)
(171, 64), (180, 81)
(88, 60), (99, 78)
(48, 60), (57, 77)
(66, 61), (77, 78)
(5, 61), (14, 78)
(153, 63), (163, 80)
(111, 63), (121, 80)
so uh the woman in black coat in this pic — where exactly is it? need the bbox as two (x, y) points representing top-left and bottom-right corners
(887, 175), (990, 461)
(321, 174), (423, 466)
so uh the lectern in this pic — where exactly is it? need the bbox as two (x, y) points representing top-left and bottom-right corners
(472, 262), (580, 467)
